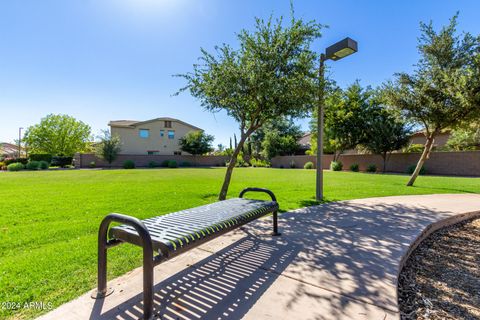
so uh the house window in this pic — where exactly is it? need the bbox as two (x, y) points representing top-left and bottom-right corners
(160, 130), (164, 137)
(164, 121), (172, 128)
(147, 151), (159, 155)
(174, 151), (182, 155)
(168, 130), (175, 139)
(139, 129), (149, 138)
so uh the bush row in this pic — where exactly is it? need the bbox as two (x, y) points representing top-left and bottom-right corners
(284, 160), (427, 174)
(121, 160), (189, 169)
(5, 161), (50, 171)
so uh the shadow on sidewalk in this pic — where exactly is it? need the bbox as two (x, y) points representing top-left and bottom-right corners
(87, 197), (473, 319)
(90, 234), (299, 319)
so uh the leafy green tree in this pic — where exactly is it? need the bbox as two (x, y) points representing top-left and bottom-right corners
(362, 107), (412, 172)
(310, 82), (372, 160)
(23, 114), (91, 156)
(385, 14), (480, 186)
(95, 130), (122, 167)
(176, 11), (323, 200)
(250, 117), (303, 159)
(446, 124), (480, 151)
(179, 131), (214, 165)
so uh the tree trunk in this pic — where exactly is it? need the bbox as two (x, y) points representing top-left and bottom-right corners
(382, 152), (387, 173)
(406, 131), (436, 186)
(218, 134), (248, 200)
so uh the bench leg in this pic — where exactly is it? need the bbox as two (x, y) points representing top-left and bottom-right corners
(272, 210), (281, 236)
(93, 213), (156, 319)
(143, 246), (154, 319)
(92, 219), (115, 299)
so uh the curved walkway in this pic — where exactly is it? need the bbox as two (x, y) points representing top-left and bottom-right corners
(39, 194), (480, 320)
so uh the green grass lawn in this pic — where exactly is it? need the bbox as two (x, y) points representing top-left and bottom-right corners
(0, 168), (479, 319)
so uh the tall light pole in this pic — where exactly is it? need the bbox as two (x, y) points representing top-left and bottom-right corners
(18, 127), (23, 158)
(316, 37), (358, 201)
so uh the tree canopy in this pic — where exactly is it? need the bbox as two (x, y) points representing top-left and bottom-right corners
(23, 114), (91, 156)
(309, 81), (373, 160)
(362, 105), (412, 172)
(250, 117), (303, 159)
(179, 131), (214, 157)
(446, 123), (480, 151)
(385, 14), (480, 185)
(177, 11), (324, 199)
(95, 130), (122, 166)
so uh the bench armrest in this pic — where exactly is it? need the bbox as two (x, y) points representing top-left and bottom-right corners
(239, 187), (277, 202)
(100, 213), (153, 247)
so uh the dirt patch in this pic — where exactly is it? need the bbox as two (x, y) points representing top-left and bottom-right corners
(398, 218), (480, 319)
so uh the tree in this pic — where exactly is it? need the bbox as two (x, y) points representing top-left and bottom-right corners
(309, 82), (372, 160)
(179, 131), (214, 165)
(95, 130), (122, 167)
(446, 124), (480, 150)
(176, 11), (323, 200)
(250, 117), (303, 159)
(362, 106), (412, 172)
(385, 14), (480, 186)
(23, 114), (91, 156)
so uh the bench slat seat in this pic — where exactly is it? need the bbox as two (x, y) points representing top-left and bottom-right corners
(110, 198), (278, 258)
(95, 187), (280, 319)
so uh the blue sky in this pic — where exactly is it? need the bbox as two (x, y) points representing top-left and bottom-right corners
(1, 0), (479, 146)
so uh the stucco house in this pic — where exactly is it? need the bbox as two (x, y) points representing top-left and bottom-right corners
(0, 142), (22, 158)
(109, 117), (202, 155)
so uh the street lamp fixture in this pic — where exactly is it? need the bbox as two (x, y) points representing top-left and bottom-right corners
(316, 37), (357, 202)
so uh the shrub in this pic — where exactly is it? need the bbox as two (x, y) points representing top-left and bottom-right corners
(350, 163), (359, 172)
(5, 157), (28, 165)
(330, 161), (343, 171)
(407, 164), (427, 175)
(7, 163), (24, 171)
(29, 154), (53, 163)
(148, 161), (158, 168)
(51, 156), (73, 168)
(0, 162), (5, 170)
(26, 161), (40, 170)
(39, 161), (49, 170)
(402, 144), (424, 153)
(179, 161), (191, 167)
(251, 158), (271, 167)
(123, 160), (135, 169)
(161, 160), (170, 167)
(89, 161), (96, 168)
(168, 160), (178, 168)
(304, 161), (314, 169)
(289, 160), (296, 168)
(366, 164), (377, 173)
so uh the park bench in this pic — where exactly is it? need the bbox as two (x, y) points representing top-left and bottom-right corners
(93, 187), (280, 319)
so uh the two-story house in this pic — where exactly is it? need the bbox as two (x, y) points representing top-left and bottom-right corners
(108, 117), (202, 155)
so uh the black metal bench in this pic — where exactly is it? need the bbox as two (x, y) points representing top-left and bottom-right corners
(93, 187), (280, 319)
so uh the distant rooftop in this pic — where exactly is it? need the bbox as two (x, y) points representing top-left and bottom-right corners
(298, 133), (312, 147)
(109, 117), (202, 131)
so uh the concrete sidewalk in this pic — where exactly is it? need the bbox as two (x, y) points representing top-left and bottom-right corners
(38, 194), (480, 320)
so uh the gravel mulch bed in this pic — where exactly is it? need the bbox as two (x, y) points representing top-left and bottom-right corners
(398, 218), (480, 320)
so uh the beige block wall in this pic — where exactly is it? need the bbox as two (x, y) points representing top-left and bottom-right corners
(111, 120), (201, 155)
(271, 151), (480, 177)
(75, 154), (230, 168)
